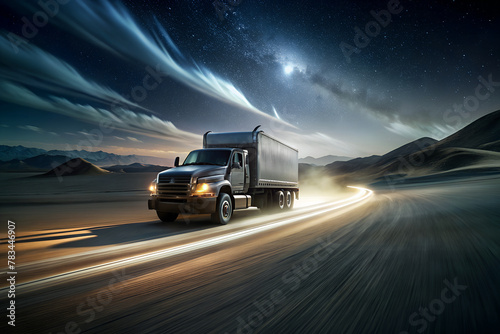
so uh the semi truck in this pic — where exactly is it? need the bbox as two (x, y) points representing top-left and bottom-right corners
(148, 126), (299, 224)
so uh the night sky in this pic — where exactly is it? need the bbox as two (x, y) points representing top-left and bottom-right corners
(1, 0), (499, 162)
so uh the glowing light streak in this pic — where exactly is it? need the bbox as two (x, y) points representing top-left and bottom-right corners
(10, 187), (373, 292)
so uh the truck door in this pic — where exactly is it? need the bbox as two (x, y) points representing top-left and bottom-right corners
(244, 152), (250, 193)
(230, 152), (244, 193)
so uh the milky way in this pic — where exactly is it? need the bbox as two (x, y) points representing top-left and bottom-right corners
(0, 0), (499, 160)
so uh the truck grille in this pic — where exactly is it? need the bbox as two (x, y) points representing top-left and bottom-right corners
(157, 175), (191, 197)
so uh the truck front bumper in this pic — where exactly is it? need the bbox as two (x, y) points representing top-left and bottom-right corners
(148, 196), (217, 214)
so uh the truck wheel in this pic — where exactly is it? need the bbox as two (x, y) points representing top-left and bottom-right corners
(212, 193), (232, 225)
(275, 191), (285, 210)
(285, 191), (294, 210)
(157, 211), (179, 222)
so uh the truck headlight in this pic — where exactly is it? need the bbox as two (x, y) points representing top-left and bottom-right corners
(194, 182), (215, 197)
(191, 175), (222, 196)
(149, 179), (157, 195)
(195, 183), (210, 193)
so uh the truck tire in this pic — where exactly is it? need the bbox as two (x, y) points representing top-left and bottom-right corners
(211, 193), (232, 225)
(157, 211), (179, 222)
(275, 190), (285, 210)
(285, 191), (294, 210)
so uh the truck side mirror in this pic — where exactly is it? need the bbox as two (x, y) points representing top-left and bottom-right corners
(232, 162), (241, 169)
(174, 157), (179, 167)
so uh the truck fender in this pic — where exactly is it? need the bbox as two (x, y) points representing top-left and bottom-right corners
(214, 180), (232, 197)
(214, 180), (234, 211)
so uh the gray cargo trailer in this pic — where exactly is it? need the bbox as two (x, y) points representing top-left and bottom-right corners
(148, 127), (299, 224)
(203, 130), (298, 189)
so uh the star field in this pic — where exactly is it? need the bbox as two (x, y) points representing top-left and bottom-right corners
(0, 0), (499, 161)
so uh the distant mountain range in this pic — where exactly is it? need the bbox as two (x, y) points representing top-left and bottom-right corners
(0, 154), (73, 172)
(325, 137), (438, 174)
(299, 155), (352, 166)
(0, 145), (170, 167)
(324, 110), (500, 185)
(4, 110), (500, 180)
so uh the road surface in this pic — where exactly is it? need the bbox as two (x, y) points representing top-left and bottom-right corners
(2, 175), (500, 334)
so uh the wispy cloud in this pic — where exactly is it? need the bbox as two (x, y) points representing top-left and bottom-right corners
(18, 124), (58, 136)
(77, 131), (92, 137)
(0, 33), (140, 110)
(18, 125), (43, 133)
(273, 128), (355, 157)
(1, 82), (201, 144)
(33, 1), (295, 128)
(292, 69), (453, 139)
(127, 136), (143, 143)
(309, 73), (400, 116)
(385, 118), (455, 139)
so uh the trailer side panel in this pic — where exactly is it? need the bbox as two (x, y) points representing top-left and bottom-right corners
(256, 133), (298, 188)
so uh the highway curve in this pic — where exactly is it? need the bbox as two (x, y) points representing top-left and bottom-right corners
(4, 176), (500, 334)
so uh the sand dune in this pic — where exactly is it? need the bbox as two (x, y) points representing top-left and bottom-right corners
(432, 110), (500, 151)
(325, 110), (500, 185)
(42, 158), (110, 177)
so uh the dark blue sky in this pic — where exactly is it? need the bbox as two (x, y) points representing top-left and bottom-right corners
(1, 0), (499, 162)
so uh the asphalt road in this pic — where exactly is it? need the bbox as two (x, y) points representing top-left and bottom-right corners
(3, 176), (500, 334)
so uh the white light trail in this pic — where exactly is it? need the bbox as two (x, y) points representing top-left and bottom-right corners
(7, 187), (373, 292)
(273, 106), (281, 120)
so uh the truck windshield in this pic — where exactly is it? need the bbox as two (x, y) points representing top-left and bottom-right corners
(183, 150), (231, 166)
